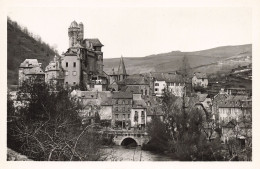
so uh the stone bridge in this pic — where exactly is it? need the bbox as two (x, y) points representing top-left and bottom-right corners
(103, 130), (150, 146)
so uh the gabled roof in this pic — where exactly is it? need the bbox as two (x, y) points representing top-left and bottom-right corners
(194, 72), (207, 79)
(196, 93), (209, 102)
(118, 56), (127, 75)
(112, 91), (132, 99)
(84, 39), (103, 47)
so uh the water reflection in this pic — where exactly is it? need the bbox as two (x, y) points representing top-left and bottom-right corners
(101, 146), (176, 161)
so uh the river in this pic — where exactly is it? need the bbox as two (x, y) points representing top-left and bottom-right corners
(101, 146), (177, 161)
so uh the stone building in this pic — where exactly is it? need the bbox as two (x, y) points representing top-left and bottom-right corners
(62, 21), (108, 90)
(192, 72), (208, 90)
(18, 59), (45, 86)
(45, 55), (64, 87)
(111, 92), (133, 129)
(150, 72), (185, 97)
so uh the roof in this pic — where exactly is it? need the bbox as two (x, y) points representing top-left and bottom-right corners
(122, 74), (149, 85)
(218, 95), (252, 108)
(151, 72), (184, 83)
(118, 56), (127, 75)
(84, 39), (104, 47)
(194, 72), (207, 79)
(19, 59), (41, 68)
(132, 100), (147, 108)
(70, 20), (78, 28)
(101, 97), (113, 106)
(71, 90), (98, 99)
(112, 92), (133, 99)
(26, 67), (44, 75)
(124, 86), (141, 94)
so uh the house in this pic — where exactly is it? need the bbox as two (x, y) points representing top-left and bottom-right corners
(18, 59), (45, 86)
(192, 72), (208, 90)
(45, 55), (64, 87)
(130, 93), (147, 130)
(111, 92), (133, 129)
(150, 72), (185, 97)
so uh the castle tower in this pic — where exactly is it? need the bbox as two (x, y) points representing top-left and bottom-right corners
(68, 21), (80, 47)
(78, 22), (84, 42)
(118, 55), (128, 81)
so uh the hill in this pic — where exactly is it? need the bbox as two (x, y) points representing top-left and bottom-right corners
(103, 44), (252, 75)
(7, 18), (57, 85)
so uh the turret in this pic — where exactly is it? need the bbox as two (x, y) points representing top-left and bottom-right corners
(68, 21), (80, 47)
(78, 22), (84, 42)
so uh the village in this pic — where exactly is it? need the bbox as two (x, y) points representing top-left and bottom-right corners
(7, 20), (252, 161)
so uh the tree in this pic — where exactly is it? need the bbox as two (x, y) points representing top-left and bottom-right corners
(161, 91), (226, 161)
(7, 80), (104, 161)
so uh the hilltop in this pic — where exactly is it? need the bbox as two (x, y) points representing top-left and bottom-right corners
(104, 44), (252, 75)
(7, 18), (57, 85)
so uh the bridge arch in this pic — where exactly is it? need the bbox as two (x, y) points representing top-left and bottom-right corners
(120, 136), (139, 146)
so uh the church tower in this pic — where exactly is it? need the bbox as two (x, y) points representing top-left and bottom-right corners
(117, 55), (128, 81)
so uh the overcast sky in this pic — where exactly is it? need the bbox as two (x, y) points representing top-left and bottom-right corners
(7, 4), (251, 59)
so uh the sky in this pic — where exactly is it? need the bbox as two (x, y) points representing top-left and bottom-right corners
(7, 3), (252, 59)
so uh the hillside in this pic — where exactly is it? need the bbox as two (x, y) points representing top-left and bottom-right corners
(104, 44), (252, 75)
(7, 18), (57, 85)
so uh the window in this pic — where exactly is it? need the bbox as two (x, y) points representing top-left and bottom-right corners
(65, 82), (68, 85)
(134, 111), (138, 122)
(145, 90), (147, 95)
(73, 82), (76, 85)
(128, 114), (130, 118)
(123, 114), (125, 119)
(141, 89), (143, 95)
(73, 71), (77, 76)
(122, 107), (125, 111)
(115, 107), (118, 111)
(66, 62), (68, 67)
(65, 71), (69, 76)
(115, 114), (118, 119)
(141, 111), (145, 116)
(155, 88), (158, 91)
(73, 62), (76, 67)
(122, 100), (125, 104)
(155, 83), (159, 86)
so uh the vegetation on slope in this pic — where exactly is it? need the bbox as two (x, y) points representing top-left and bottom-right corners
(7, 17), (58, 85)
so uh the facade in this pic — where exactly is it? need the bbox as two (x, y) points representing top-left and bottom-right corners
(192, 72), (208, 89)
(61, 21), (108, 90)
(45, 55), (64, 87)
(18, 59), (45, 86)
(150, 72), (185, 97)
(112, 92), (133, 129)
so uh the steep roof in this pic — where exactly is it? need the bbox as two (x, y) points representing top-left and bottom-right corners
(196, 93), (209, 102)
(84, 38), (103, 47)
(112, 91), (132, 99)
(118, 56), (127, 75)
(194, 72), (207, 79)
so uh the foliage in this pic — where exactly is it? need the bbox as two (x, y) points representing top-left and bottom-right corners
(143, 116), (170, 152)
(7, 80), (104, 161)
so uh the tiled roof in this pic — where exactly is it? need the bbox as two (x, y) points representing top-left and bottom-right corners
(112, 91), (133, 99)
(84, 38), (104, 47)
(194, 72), (207, 79)
(72, 90), (98, 99)
(122, 74), (149, 85)
(124, 86), (141, 94)
(151, 72), (184, 83)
